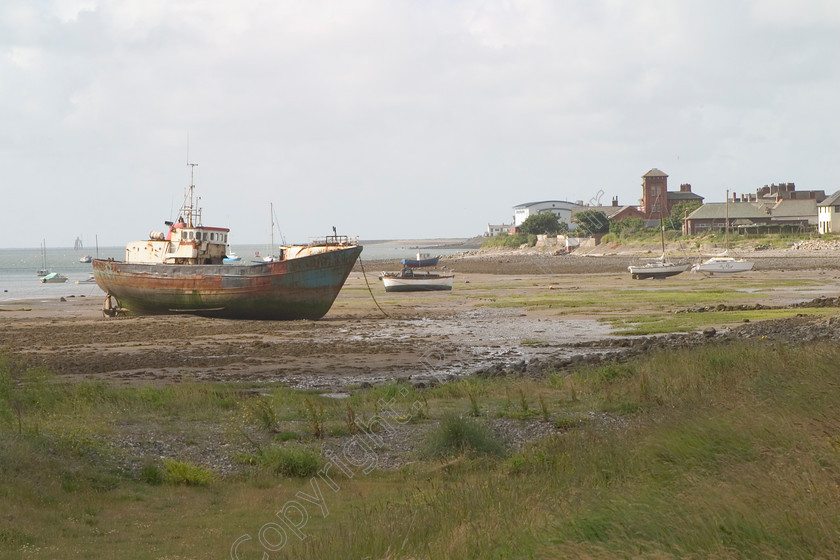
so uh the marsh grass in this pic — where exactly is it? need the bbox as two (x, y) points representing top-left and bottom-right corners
(421, 413), (505, 459)
(256, 444), (323, 478)
(161, 459), (216, 486)
(481, 286), (761, 312)
(3, 341), (840, 558)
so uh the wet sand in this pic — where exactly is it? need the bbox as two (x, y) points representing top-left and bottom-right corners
(4, 253), (840, 390)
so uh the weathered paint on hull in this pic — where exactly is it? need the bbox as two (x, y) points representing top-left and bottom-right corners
(93, 245), (362, 320)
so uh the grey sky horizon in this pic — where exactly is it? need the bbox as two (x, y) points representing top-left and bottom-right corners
(2, 0), (839, 249)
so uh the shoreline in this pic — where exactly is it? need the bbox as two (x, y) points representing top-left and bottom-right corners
(359, 246), (840, 274)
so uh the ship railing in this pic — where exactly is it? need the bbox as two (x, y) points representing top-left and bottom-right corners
(309, 235), (359, 247)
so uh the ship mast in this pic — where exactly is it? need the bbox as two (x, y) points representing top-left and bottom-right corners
(725, 188), (730, 252)
(186, 162), (199, 227)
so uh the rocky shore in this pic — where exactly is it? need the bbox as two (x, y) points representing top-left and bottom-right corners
(474, 308), (840, 380)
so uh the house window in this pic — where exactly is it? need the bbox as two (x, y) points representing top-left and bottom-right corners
(835, 206), (840, 213)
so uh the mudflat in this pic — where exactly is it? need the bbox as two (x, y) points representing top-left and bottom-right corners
(4, 252), (840, 391)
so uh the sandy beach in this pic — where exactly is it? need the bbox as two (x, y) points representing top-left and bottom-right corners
(4, 247), (840, 391)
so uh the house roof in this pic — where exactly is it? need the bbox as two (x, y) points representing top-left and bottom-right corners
(573, 206), (642, 219)
(768, 199), (817, 218)
(667, 191), (704, 201)
(643, 168), (668, 178)
(513, 200), (583, 209)
(818, 190), (840, 207)
(686, 202), (769, 221)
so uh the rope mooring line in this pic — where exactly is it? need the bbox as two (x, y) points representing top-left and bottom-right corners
(358, 256), (389, 318)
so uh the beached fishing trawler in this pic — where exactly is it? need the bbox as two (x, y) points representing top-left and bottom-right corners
(92, 164), (362, 319)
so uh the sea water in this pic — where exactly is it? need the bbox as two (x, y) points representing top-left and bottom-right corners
(0, 242), (467, 302)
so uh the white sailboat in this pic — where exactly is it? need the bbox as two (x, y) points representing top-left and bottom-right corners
(629, 222), (689, 279)
(692, 189), (754, 275)
(36, 240), (49, 277)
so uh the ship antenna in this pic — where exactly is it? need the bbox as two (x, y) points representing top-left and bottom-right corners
(187, 162), (198, 227)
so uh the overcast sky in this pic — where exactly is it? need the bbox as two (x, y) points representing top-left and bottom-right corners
(2, 0), (840, 248)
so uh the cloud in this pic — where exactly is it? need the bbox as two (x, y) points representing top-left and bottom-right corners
(1, 0), (839, 247)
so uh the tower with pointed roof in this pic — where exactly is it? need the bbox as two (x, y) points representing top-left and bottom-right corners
(642, 168), (669, 220)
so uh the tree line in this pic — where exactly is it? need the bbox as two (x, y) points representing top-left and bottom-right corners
(516, 200), (702, 236)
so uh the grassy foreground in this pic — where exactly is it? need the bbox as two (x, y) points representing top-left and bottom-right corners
(2, 340), (840, 559)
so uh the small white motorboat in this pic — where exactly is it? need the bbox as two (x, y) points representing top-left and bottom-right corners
(379, 268), (454, 292)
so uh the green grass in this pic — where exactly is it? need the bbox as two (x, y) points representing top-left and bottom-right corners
(3, 340), (840, 558)
(607, 307), (836, 335)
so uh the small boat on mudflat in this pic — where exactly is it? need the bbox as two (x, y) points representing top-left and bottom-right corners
(692, 254), (754, 275)
(629, 199), (689, 280)
(692, 189), (754, 276)
(79, 255), (92, 263)
(380, 267), (454, 292)
(628, 257), (690, 280)
(92, 165), (362, 320)
(401, 252), (440, 268)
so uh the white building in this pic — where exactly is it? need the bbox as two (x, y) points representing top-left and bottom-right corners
(485, 223), (512, 236)
(818, 191), (840, 234)
(513, 200), (584, 227)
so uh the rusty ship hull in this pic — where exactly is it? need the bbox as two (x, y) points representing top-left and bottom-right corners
(92, 245), (362, 320)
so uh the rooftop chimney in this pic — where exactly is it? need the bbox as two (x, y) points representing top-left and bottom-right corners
(612, 196), (619, 207)
(680, 183), (692, 192)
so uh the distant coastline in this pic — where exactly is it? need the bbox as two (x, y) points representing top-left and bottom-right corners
(359, 237), (484, 250)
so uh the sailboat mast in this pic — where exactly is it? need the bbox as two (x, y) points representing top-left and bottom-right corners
(658, 193), (666, 256)
(661, 221), (666, 254)
(725, 188), (730, 250)
(270, 202), (275, 257)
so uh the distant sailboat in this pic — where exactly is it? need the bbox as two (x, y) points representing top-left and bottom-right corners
(36, 240), (49, 277)
(692, 189), (754, 275)
(629, 200), (689, 279)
